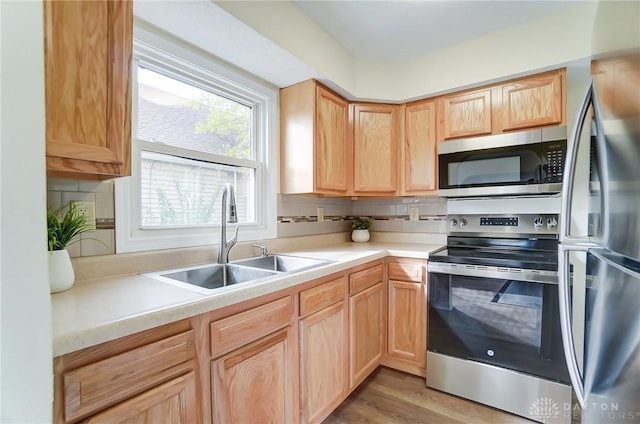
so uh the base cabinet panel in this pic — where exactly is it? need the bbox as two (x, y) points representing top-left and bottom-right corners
(349, 282), (384, 389)
(211, 328), (296, 424)
(83, 372), (197, 424)
(388, 280), (423, 362)
(300, 302), (348, 424)
(384, 259), (427, 377)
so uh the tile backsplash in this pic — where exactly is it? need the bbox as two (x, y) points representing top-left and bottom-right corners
(277, 194), (447, 239)
(47, 178), (115, 258)
(47, 178), (447, 258)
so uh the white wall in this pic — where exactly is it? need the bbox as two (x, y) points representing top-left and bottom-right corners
(0, 1), (53, 422)
(384, 2), (598, 100)
(215, 0), (357, 95)
(216, 1), (598, 101)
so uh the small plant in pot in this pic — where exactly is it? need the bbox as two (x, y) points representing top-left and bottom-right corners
(47, 203), (93, 293)
(350, 217), (371, 243)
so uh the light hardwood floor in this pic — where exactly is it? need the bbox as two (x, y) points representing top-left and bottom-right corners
(323, 367), (534, 424)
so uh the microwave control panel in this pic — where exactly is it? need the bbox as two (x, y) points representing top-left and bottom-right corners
(542, 141), (566, 183)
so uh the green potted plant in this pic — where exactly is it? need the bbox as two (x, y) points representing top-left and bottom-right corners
(350, 217), (371, 243)
(47, 203), (93, 293)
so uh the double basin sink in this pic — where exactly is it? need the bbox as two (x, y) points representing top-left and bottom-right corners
(144, 254), (332, 294)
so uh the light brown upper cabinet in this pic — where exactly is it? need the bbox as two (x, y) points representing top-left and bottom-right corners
(44, 0), (132, 179)
(439, 69), (566, 141)
(402, 100), (437, 195)
(352, 104), (400, 195)
(280, 80), (349, 195)
(441, 88), (493, 139)
(500, 70), (564, 131)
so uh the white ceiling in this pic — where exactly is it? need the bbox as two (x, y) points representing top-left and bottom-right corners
(293, 1), (583, 62)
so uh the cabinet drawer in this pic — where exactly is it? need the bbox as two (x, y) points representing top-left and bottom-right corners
(349, 264), (383, 295)
(300, 276), (346, 317)
(210, 296), (294, 358)
(63, 330), (194, 422)
(388, 261), (424, 282)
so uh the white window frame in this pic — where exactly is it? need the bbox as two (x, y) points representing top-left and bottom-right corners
(115, 24), (278, 253)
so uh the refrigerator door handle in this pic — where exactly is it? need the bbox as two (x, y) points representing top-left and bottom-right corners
(589, 88), (612, 245)
(560, 81), (593, 243)
(558, 244), (589, 409)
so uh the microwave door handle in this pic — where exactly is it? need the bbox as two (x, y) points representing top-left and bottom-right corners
(558, 244), (588, 409)
(560, 81), (592, 242)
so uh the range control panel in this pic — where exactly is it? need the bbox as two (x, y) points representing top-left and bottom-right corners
(480, 217), (519, 226)
(448, 214), (559, 237)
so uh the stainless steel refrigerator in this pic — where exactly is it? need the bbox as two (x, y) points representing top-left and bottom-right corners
(558, 2), (640, 423)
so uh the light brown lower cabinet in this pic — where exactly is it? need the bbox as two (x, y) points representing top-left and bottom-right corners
(53, 258), (428, 424)
(211, 327), (296, 424)
(83, 372), (198, 424)
(298, 275), (348, 424)
(384, 258), (427, 377)
(299, 301), (348, 424)
(349, 282), (385, 388)
(348, 262), (385, 389)
(53, 320), (198, 423)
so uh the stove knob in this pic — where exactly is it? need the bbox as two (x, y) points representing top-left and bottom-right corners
(459, 218), (468, 227)
(534, 217), (544, 229)
(450, 217), (458, 228)
(547, 217), (558, 229)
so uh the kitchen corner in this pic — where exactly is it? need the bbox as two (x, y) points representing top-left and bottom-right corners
(52, 232), (444, 357)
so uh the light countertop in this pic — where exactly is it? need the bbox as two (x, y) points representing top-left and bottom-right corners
(52, 241), (443, 357)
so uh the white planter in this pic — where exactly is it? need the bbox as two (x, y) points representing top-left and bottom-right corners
(48, 249), (75, 293)
(351, 229), (370, 243)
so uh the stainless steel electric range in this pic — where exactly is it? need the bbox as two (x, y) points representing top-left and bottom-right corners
(427, 212), (571, 422)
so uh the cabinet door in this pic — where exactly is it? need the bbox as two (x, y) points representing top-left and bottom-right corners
(403, 101), (437, 195)
(315, 86), (349, 193)
(83, 372), (198, 424)
(352, 104), (399, 194)
(442, 89), (492, 139)
(300, 302), (348, 424)
(501, 71), (563, 131)
(211, 327), (296, 424)
(388, 280), (425, 365)
(349, 282), (384, 388)
(44, 0), (132, 177)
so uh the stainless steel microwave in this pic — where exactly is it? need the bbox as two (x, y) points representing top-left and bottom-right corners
(437, 126), (567, 197)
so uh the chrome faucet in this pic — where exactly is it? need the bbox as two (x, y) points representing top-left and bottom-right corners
(218, 183), (239, 264)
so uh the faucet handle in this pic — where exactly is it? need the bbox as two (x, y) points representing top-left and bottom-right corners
(252, 244), (268, 257)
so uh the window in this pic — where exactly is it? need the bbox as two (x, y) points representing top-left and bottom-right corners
(116, 26), (277, 253)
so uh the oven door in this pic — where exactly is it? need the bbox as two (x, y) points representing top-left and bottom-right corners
(427, 264), (570, 383)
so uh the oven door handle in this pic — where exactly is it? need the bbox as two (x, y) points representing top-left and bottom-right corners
(427, 262), (558, 284)
(558, 244), (589, 409)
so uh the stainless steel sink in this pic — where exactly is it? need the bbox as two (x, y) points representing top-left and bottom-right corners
(145, 263), (278, 294)
(144, 254), (331, 294)
(233, 254), (331, 272)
